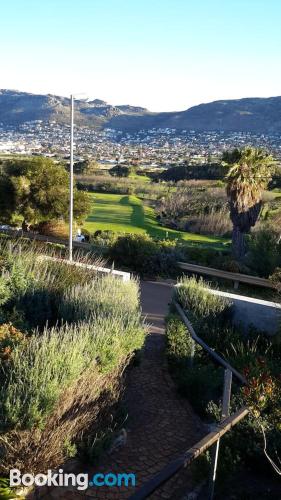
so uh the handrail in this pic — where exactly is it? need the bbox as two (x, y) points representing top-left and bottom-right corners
(177, 262), (274, 289)
(174, 301), (247, 385)
(129, 299), (249, 499)
(129, 407), (249, 500)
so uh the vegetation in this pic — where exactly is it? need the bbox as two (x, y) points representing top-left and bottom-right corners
(109, 164), (131, 177)
(0, 157), (90, 226)
(169, 276), (281, 491)
(156, 182), (232, 237)
(160, 162), (228, 182)
(246, 227), (281, 277)
(175, 276), (232, 320)
(109, 233), (185, 276)
(0, 242), (146, 473)
(83, 192), (227, 244)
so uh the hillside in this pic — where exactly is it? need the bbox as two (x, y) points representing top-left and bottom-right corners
(1, 89), (281, 133)
(0, 89), (150, 128)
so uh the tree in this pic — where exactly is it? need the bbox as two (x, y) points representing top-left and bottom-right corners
(0, 157), (90, 226)
(109, 164), (130, 177)
(73, 159), (99, 175)
(223, 147), (274, 259)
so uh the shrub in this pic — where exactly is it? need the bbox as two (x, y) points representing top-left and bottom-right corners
(165, 313), (223, 417)
(0, 258), (31, 308)
(247, 228), (281, 277)
(45, 242), (66, 254)
(269, 267), (281, 294)
(184, 208), (231, 237)
(90, 230), (119, 247)
(0, 245), (146, 473)
(59, 275), (140, 323)
(175, 277), (232, 321)
(110, 234), (158, 274)
(36, 220), (69, 239)
(171, 275), (281, 480)
(0, 315), (144, 431)
(177, 363), (223, 416)
(109, 233), (184, 276)
(0, 323), (26, 361)
(182, 245), (230, 267)
(166, 314), (197, 366)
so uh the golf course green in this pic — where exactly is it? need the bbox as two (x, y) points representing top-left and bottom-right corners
(84, 193), (227, 246)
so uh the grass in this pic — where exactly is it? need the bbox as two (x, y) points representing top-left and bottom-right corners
(83, 192), (228, 247)
(128, 172), (150, 182)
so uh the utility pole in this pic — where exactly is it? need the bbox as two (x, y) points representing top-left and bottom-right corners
(69, 94), (74, 261)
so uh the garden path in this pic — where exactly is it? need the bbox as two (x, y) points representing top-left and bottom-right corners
(38, 280), (203, 500)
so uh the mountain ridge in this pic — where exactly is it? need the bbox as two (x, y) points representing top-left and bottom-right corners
(1, 89), (281, 133)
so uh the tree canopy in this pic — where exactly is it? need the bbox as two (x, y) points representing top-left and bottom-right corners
(160, 162), (228, 182)
(0, 157), (90, 225)
(109, 164), (130, 177)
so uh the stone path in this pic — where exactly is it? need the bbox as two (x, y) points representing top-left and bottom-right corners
(37, 280), (203, 500)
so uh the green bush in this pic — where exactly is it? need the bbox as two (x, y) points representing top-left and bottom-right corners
(177, 363), (223, 416)
(110, 234), (158, 274)
(170, 273), (281, 481)
(59, 275), (140, 323)
(109, 233), (184, 276)
(90, 230), (119, 247)
(165, 312), (223, 417)
(0, 244), (146, 472)
(0, 323), (26, 361)
(0, 315), (144, 430)
(175, 277), (232, 321)
(166, 314), (197, 366)
(247, 228), (281, 277)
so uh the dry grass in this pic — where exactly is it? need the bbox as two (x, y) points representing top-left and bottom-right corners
(0, 361), (127, 473)
(185, 207), (232, 236)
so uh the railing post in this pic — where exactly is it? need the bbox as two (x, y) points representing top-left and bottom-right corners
(209, 368), (232, 499)
(189, 337), (195, 367)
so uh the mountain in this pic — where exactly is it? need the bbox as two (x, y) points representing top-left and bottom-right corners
(0, 90), (150, 128)
(1, 90), (281, 133)
(108, 97), (281, 133)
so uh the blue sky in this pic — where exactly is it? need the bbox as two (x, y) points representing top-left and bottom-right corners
(1, 0), (281, 111)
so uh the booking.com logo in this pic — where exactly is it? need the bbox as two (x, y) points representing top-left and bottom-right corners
(10, 469), (136, 491)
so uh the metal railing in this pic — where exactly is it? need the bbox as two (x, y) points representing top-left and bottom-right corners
(129, 300), (249, 500)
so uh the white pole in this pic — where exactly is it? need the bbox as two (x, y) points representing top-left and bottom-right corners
(69, 94), (74, 261)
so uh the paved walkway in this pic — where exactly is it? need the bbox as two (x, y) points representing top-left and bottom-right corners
(37, 281), (202, 500)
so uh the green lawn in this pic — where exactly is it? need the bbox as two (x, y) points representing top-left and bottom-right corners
(84, 193), (228, 247)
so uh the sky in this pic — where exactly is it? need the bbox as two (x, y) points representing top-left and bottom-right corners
(1, 0), (281, 111)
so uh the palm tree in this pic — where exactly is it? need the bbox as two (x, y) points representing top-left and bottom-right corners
(223, 147), (274, 259)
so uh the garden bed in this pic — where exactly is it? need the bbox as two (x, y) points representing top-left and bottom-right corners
(0, 240), (147, 474)
(166, 277), (281, 495)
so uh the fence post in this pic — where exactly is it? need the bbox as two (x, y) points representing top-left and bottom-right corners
(209, 368), (232, 499)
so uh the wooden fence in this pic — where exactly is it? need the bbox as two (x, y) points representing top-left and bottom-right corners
(177, 261), (274, 289)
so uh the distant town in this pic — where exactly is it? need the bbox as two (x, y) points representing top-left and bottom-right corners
(1, 120), (281, 166)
